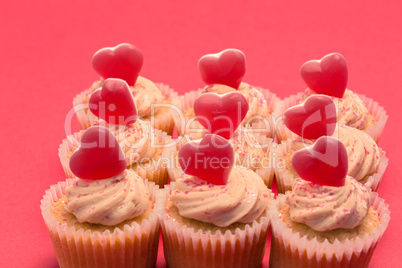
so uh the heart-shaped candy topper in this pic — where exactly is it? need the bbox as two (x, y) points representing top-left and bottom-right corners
(70, 126), (127, 180)
(193, 92), (249, 139)
(178, 134), (234, 185)
(292, 136), (348, 187)
(284, 95), (336, 139)
(92, 43), (143, 86)
(300, 53), (348, 98)
(198, 48), (246, 89)
(89, 78), (138, 125)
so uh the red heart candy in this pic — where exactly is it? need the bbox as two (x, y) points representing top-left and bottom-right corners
(178, 134), (234, 185)
(292, 136), (348, 187)
(284, 95), (336, 139)
(198, 48), (246, 89)
(300, 53), (348, 98)
(92, 43), (143, 86)
(69, 126), (127, 180)
(193, 92), (249, 139)
(89, 78), (137, 125)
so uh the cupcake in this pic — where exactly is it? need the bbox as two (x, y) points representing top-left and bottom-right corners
(274, 52), (388, 143)
(173, 48), (279, 139)
(60, 78), (173, 187)
(73, 43), (177, 134)
(269, 136), (391, 267)
(168, 91), (275, 187)
(275, 95), (388, 193)
(41, 126), (163, 268)
(160, 134), (273, 268)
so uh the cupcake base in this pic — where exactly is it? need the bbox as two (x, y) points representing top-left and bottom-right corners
(41, 179), (164, 268)
(160, 183), (272, 268)
(269, 192), (390, 268)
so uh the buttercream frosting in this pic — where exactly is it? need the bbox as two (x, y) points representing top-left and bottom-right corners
(232, 126), (267, 170)
(94, 119), (157, 166)
(288, 125), (380, 181)
(202, 82), (269, 124)
(335, 124), (380, 181)
(89, 76), (164, 117)
(300, 89), (368, 129)
(287, 177), (370, 231)
(64, 170), (150, 226)
(170, 167), (270, 227)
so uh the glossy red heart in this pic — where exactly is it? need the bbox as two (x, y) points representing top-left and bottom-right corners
(300, 53), (348, 98)
(178, 134), (234, 185)
(69, 126), (127, 180)
(198, 48), (246, 89)
(292, 136), (348, 187)
(92, 43), (143, 86)
(89, 78), (137, 125)
(284, 95), (336, 139)
(193, 92), (249, 139)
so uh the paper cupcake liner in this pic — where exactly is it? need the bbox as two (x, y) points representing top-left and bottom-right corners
(166, 124), (276, 188)
(72, 87), (95, 130)
(274, 140), (389, 193)
(40, 179), (164, 268)
(358, 94), (388, 143)
(72, 83), (177, 134)
(58, 126), (174, 188)
(166, 136), (187, 183)
(365, 149), (389, 191)
(274, 93), (388, 143)
(129, 129), (176, 188)
(271, 92), (301, 143)
(268, 191), (391, 267)
(160, 182), (272, 268)
(143, 83), (178, 135)
(256, 87), (282, 138)
(171, 88), (205, 139)
(58, 131), (83, 178)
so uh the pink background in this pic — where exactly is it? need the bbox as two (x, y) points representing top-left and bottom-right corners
(0, 1), (401, 267)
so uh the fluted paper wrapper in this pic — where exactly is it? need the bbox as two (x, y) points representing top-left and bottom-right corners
(274, 93), (388, 143)
(160, 183), (272, 268)
(167, 123), (276, 188)
(269, 192), (391, 268)
(258, 88), (282, 138)
(58, 127), (174, 188)
(171, 88), (205, 140)
(40, 179), (164, 268)
(358, 94), (388, 143)
(72, 83), (177, 135)
(172, 87), (278, 139)
(274, 140), (389, 193)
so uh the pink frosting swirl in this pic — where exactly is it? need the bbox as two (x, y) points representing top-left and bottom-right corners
(90, 76), (164, 117)
(94, 119), (157, 166)
(64, 170), (150, 226)
(170, 167), (270, 227)
(335, 124), (380, 181)
(287, 178), (370, 231)
(300, 89), (368, 129)
(288, 124), (380, 181)
(202, 82), (269, 125)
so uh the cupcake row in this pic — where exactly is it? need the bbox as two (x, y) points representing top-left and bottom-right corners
(43, 126), (390, 267)
(64, 44), (389, 192)
(72, 44), (388, 143)
(42, 43), (391, 267)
